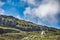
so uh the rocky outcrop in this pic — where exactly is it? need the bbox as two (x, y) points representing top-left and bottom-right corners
(0, 15), (17, 27)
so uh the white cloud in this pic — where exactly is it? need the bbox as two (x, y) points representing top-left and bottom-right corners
(23, 0), (59, 27)
(0, 8), (5, 15)
(16, 15), (21, 19)
(21, 0), (35, 5)
(0, 1), (5, 7)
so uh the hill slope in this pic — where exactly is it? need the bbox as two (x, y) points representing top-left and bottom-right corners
(0, 15), (59, 32)
(0, 15), (60, 40)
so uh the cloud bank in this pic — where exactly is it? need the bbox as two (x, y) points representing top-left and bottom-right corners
(23, 0), (59, 27)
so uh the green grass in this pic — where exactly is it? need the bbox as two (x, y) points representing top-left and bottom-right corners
(0, 31), (60, 40)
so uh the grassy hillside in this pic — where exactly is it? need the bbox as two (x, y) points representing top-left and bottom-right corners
(0, 15), (60, 40)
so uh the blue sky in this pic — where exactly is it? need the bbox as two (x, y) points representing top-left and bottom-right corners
(0, 0), (60, 28)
